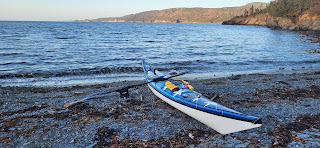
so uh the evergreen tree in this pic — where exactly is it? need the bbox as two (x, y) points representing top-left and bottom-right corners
(250, 5), (255, 15)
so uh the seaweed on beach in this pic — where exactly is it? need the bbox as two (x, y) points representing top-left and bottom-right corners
(273, 85), (320, 100)
(0, 105), (47, 117)
(93, 128), (216, 147)
(0, 103), (104, 133)
(258, 85), (320, 101)
(94, 126), (118, 146)
(271, 113), (320, 147)
(0, 110), (77, 133)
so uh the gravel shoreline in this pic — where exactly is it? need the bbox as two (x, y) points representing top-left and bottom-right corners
(1, 70), (320, 147)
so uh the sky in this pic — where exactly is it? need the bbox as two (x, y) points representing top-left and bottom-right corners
(0, 0), (272, 21)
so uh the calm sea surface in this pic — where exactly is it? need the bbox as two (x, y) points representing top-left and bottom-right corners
(0, 21), (319, 87)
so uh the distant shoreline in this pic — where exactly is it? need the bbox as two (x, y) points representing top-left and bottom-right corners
(75, 2), (267, 24)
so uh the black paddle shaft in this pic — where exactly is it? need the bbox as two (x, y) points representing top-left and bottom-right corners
(110, 71), (188, 98)
(64, 71), (187, 108)
(86, 71), (188, 99)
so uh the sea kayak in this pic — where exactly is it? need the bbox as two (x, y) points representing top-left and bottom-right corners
(142, 60), (262, 134)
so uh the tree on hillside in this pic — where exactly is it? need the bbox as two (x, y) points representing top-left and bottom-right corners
(266, 0), (319, 20)
(255, 8), (262, 14)
(250, 5), (255, 15)
(244, 9), (249, 16)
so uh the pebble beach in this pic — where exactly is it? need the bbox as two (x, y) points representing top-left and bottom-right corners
(1, 69), (320, 147)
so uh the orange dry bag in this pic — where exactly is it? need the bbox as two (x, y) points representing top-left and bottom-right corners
(165, 81), (179, 92)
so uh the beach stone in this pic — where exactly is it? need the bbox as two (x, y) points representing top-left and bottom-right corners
(310, 128), (319, 132)
(249, 132), (259, 137)
(234, 139), (242, 144)
(296, 134), (310, 139)
(225, 144), (234, 147)
(188, 133), (194, 139)
(289, 141), (304, 147)
(235, 143), (249, 147)
(310, 142), (320, 147)
(8, 127), (15, 131)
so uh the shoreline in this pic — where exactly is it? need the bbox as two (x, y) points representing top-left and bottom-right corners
(2, 67), (319, 88)
(1, 70), (320, 147)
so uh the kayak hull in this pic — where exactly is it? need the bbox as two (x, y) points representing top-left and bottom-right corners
(148, 84), (261, 134)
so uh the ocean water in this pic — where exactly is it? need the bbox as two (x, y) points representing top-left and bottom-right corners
(0, 21), (319, 87)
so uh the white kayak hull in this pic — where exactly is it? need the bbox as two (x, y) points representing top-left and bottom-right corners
(148, 84), (261, 134)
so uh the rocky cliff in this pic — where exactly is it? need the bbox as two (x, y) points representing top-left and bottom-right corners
(222, 12), (320, 31)
(223, 0), (320, 31)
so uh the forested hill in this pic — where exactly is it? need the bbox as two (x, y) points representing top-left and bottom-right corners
(75, 2), (267, 23)
(264, 0), (319, 20)
(222, 0), (320, 31)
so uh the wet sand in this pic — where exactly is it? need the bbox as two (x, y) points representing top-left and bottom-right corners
(1, 70), (320, 147)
